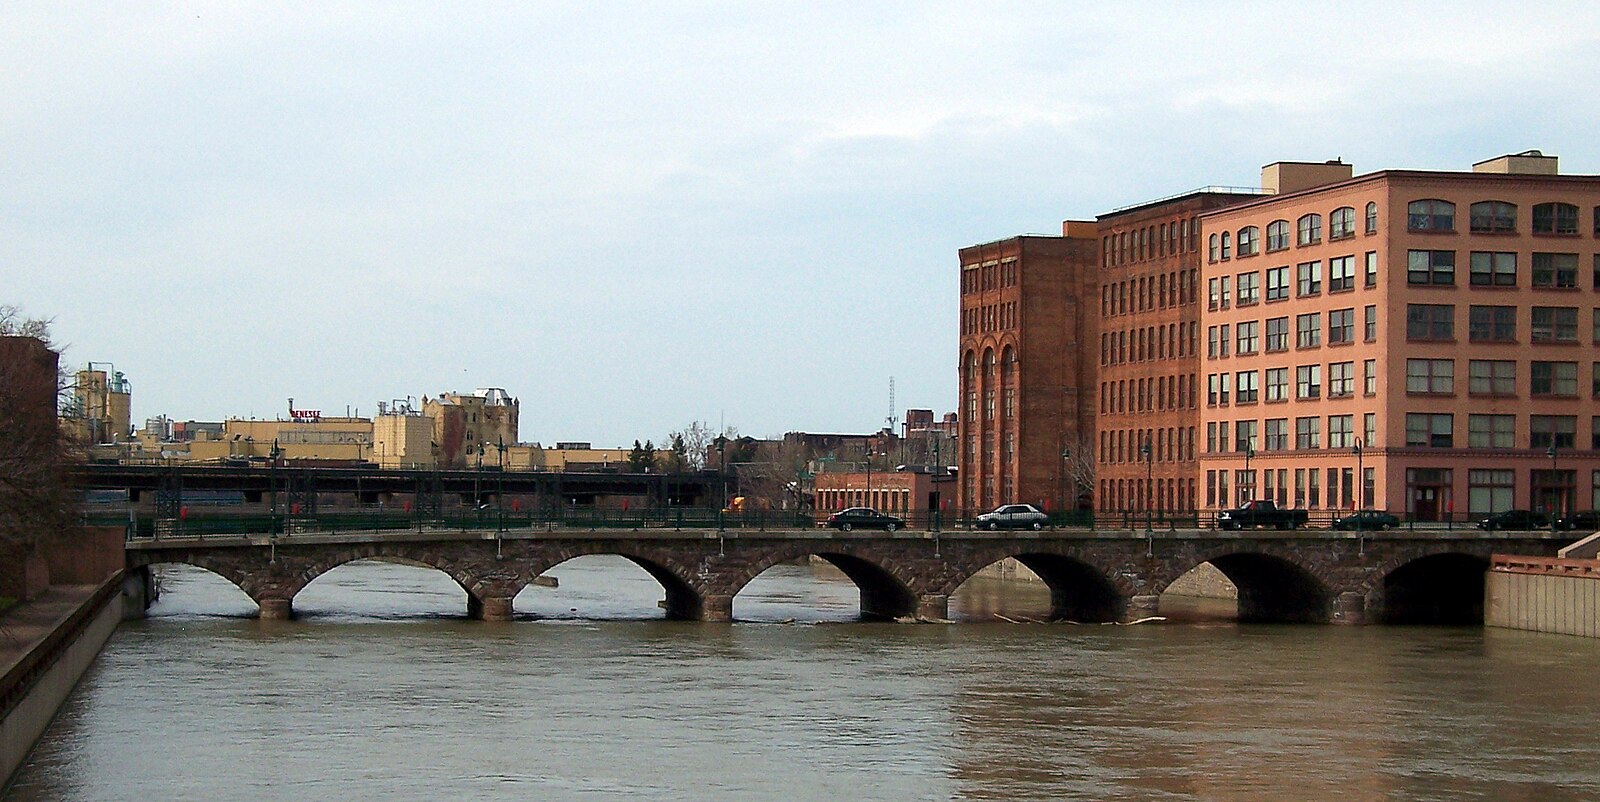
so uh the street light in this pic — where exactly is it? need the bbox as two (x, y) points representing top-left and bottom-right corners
(1548, 442), (1559, 536)
(1352, 438), (1365, 511)
(1140, 438), (1153, 534)
(714, 435), (729, 514)
(1059, 446), (1071, 523)
(1242, 445), (1255, 506)
(269, 438), (282, 535)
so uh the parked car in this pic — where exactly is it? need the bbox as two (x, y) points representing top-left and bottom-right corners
(1332, 510), (1400, 531)
(975, 503), (1049, 531)
(1476, 509), (1549, 531)
(824, 507), (904, 532)
(1216, 500), (1309, 530)
(1556, 510), (1600, 531)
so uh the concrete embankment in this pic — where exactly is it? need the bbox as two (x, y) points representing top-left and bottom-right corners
(1487, 553), (1600, 638)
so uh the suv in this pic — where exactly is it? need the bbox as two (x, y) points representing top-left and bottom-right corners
(975, 503), (1049, 531)
(824, 507), (904, 532)
(1476, 509), (1549, 531)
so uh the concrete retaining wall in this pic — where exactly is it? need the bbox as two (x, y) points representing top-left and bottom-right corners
(1486, 555), (1600, 638)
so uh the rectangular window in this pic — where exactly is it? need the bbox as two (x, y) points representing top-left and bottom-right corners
(1208, 277), (1220, 310)
(1265, 316), (1289, 351)
(1236, 321), (1259, 355)
(1308, 466), (1321, 508)
(1531, 306), (1578, 343)
(1406, 304), (1454, 341)
(1328, 361), (1355, 397)
(1266, 266), (1290, 301)
(1468, 305), (1516, 343)
(1295, 416), (1320, 450)
(1363, 359), (1377, 395)
(1407, 250), (1455, 285)
(1468, 469), (1515, 517)
(1218, 324), (1230, 357)
(1532, 253), (1579, 288)
(1405, 413), (1453, 447)
(1406, 358), (1454, 394)
(1364, 251), (1378, 287)
(1296, 364), (1321, 399)
(1468, 414), (1515, 448)
(1329, 415), (1356, 448)
(1219, 275), (1231, 309)
(1328, 255), (1355, 291)
(1297, 261), (1322, 296)
(1265, 418), (1288, 451)
(1530, 415), (1577, 449)
(1296, 313), (1321, 348)
(1207, 326), (1219, 359)
(1364, 412), (1376, 446)
(1469, 252), (1517, 286)
(1235, 419), (1258, 453)
(1364, 305), (1377, 341)
(1531, 361), (1578, 397)
(1236, 272), (1260, 305)
(1235, 370), (1259, 403)
(1265, 367), (1288, 402)
(1468, 360), (1516, 396)
(1328, 308), (1355, 344)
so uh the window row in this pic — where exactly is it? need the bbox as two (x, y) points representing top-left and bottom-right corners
(1102, 269), (1199, 317)
(1402, 358), (1600, 398)
(1104, 218), (1201, 268)
(1100, 322), (1198, 366)
(1405, 303), (1600, 344)
(960, 301), (1018, 335)
(1408, 250), (1600, 288)
(1099, 477), (1196, 514)
(1099, 373), (1197, 415)
(1408, 199), (1598, 236)
(1205, 412), (1377, 453)
(1206, 359), (1378, 405)
(1206, 306), (1378, 358)
(1205, 466), (1371, 511)
(1098, 426), (1197, 464)
(959, 259), (1018, 295)
(1209, 203), (1379, 263)
(1398, 413), (1600, 450)
(1207, 253), (1378, 310)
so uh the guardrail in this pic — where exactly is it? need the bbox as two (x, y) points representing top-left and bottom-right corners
(1491, 554), (1600, 578)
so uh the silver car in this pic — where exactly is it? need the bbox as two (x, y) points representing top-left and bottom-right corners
(975, 503), (1049, 531)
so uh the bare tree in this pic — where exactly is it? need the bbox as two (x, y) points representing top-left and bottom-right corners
(0, 307), (77, 552)
(1062, 431), (1097, 511)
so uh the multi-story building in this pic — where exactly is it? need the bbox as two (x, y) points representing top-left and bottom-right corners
(957, 226), (1098, 514)
(70, 363), (132, 445)
(1199, 151), (1600, 521)
(424, 388), (519, 467)
(1094, 188), (1266, 514)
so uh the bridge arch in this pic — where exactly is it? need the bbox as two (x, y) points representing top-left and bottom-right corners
(941, 548), (1130, 622)
(1175, 549), (1333, 623)
(525, 544), (706, 621)
(722, 545), (918, 621)
(131, 561), (261, 616)
(1368, 551), (1491, 625)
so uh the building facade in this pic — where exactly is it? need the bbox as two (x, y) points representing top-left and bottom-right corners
(1199, 151), (1600, 521)
(957, 228), (1098, 514)
(423, 389), (519, 467)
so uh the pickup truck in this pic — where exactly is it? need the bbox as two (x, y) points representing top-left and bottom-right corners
(1216, 500), (1309, 530)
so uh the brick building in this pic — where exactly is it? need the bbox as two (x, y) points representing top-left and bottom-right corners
(957, 227), (1098, 514)
(1094, 189), (1265, 514)
(1198, 151), (1600, 521)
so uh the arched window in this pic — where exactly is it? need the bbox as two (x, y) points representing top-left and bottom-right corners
(1220, 231), (1232, 260)
(1469, 200), (1517, 233)
(1532, 202), (1579, 234)
(1329, 207), (1356, 239)
(1236, 226), (1259, 256)
(1208, 233), (1220, 262)
(1407, 199), (1455, 232)
(1296, 213), (1322, 245)
(1365, 202), (1378, 233)
(1266, 219), (1289, 251)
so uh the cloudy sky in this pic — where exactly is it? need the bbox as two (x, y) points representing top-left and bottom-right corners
(6, 3), (1599, 445)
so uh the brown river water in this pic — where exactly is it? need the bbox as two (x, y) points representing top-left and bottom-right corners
(5, 557), (1600, 801)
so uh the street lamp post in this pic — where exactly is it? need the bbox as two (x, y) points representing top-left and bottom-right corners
(1352, 438), (1365, 511)
(496, 436), (507, 534)
(269, 439), (282, 537)
(1242, 445), (1255, 506)
(1058, 446), (1071, 526)
(714, 436), (729, 522)
(1548, 442), (1559, 536)
(1140, 439), (1153, 534)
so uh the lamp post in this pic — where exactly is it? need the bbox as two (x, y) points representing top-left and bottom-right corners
(1058, 446), (1071, 524)
(1548, 442), (1559, 536)
(714, 435), (729, 515)
(1352, 438), (1365, 511)
(495, 436), (507, 534)
(1140, 438), (1153, 534)
(269, 439), (282, 536)
(1242, 445), (1255, 506)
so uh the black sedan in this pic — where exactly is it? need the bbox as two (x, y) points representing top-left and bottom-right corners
(1476, 509), (1549, 531)
(1556, 510), (1600, 532)
(1332, 510), (1400, 531)
(824, 507), (905, 532)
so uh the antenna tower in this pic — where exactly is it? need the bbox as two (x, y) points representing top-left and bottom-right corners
(886, 376), (897, 435)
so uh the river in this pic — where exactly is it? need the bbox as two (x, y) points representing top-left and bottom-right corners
(6, 558), (1600, 801)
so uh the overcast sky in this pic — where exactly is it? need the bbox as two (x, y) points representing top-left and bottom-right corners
(6, 3), (1599, 446)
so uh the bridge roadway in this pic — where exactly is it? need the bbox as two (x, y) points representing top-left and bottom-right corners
(123, 524), (1570, 625)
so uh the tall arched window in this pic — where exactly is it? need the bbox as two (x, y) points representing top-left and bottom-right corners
(1469, 200), (1517, 233)
(1220, 231), (1232, 260)
(1266, 219), (1289, 251)
(1329, 207), (1356, 239)
(1364, 202), (1378, 233)
(1208, 233), (1220, 262)
(1296, 213), (1322, 245)
(1407, 199), (1455, 232)
(1236, 226), (1259, 256)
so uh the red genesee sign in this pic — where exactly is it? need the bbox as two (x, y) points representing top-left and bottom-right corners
(290, 409), (321, 421)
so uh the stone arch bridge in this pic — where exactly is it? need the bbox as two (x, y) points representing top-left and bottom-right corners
(124, 528), (1567, 625)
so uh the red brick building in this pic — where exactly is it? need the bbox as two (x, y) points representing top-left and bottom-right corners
(957, 227), (1098, 514)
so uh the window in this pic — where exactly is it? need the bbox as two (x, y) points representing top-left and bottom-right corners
(1208, 277), (1220, 310)
(1236, 321), (1259, 354)
(1363, 359), (1377, 395)
(1469, 252), (1517, 286)
(1531, 306), (1578, 343)
(1468, 415), (1515, 448)
(1407, 250), (1455, 285)
(1406, 413), (1453, 447)
(1208, 234), (1220, 262)
(1468, 306), (1516, 342)
(1234, 420), (1258, 454)
(1328, 361), (1354, 397)
(1296, 364), (1321, 399)
(1329, 308), (1355, 344)
(1531, 361), (1578, 397)
(1364, 413), (1376, 447)
(1406, 358), (1454, 394)
(1218, 323), (1230, 357)
(1530, 415), (1577, 449)
(1328, 255), (1355, 291)
(1407, 199), (1455, 232)
(1364, 305), (1377, 341)
(1265, 367), (1288, 401)
(1236, 271), (1260, 305)
(1220, 231), (1232, 260)
(1532, 253), (1578, 288)
(1266, 266), (1290, 301)
(1207, 373), (1222, 406)
(1219, 275), (1231, 308)
(1594, 309), (1600, 344)
(1296, 313), (1321, 348)
(1237, 226), (1259, 257)
(1364, 251), (1378, 287)
(1295, 416), (1320, 449)
(1470, 359), (1518, 395)
(1265, 317), (1289, 351)
(1236, 370), (1258, 403)
(1364, 202), (1378, 234)
(1532, 202), (1579, 234)
(1329, 207), (1356, 239)
(1265, 418), (1288, 451)
(1406, 304), (1454, 341)
(1206, 325), (1219, 359)
(1296, 261), (1322, 295)
(1297, 214), (1322, 245)
(1469, 201), (1517, 233)
(1329, 415), (1356, 448)
(1266, 220), (1289, 251)
(1468, 469), (1515, 516)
